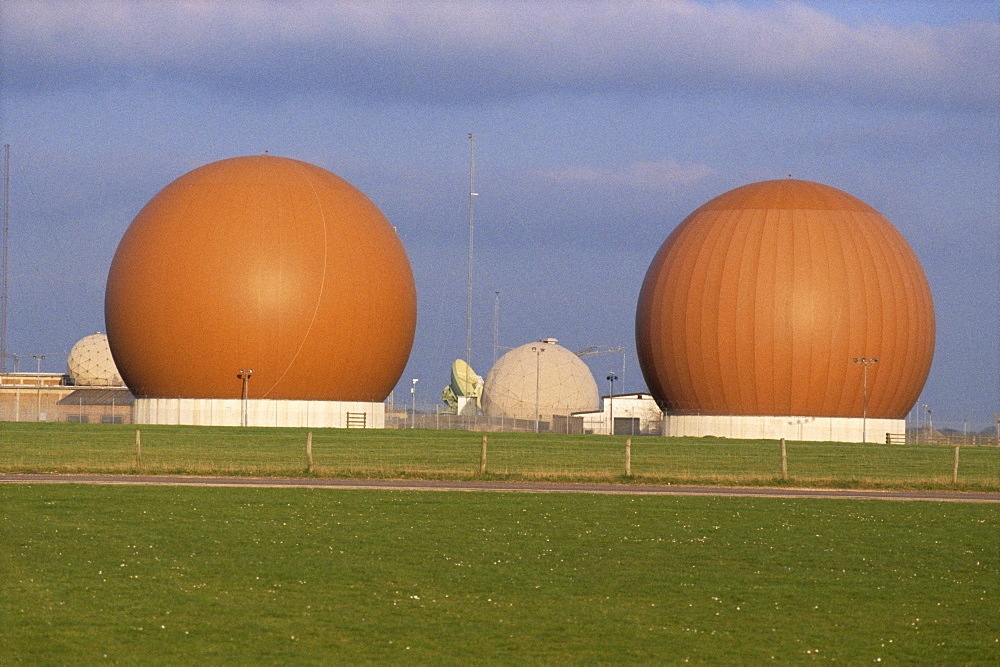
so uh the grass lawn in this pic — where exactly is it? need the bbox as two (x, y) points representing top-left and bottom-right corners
(2, 422), (998, 489)
(1, 484), (997, 663)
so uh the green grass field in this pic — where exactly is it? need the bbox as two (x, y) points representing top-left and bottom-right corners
(1, 484), (997, 663)
(2, 422), (998, 489)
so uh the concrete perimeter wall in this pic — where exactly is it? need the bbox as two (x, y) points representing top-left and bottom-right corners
(664, 414), (904, 443)
(134, 398), (385, 428)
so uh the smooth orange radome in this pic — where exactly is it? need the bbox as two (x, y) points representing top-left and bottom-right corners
(106, 155), (416, 401)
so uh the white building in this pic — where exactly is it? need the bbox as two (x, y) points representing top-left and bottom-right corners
(577, 392), (664, 436)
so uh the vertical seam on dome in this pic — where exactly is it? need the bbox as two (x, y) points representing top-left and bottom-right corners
(877, 219), (905, 416)
(757, 208), (779, 416)
(855, 211), (884, 417)
(841, 216), (867, 417)
(815, 213), (839, 416)
(740, 210), (761, 415)
(260, 160), (329, 397)
(782, 208), (796, 416)
(684, 214), (716, 414)
(861, 212), (888, 417)
(712, 207), (744, 415)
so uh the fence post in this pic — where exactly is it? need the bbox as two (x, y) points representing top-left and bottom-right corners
(479, 434), (487, 475)
(306, 431), (314, 473)
(952, 445), (960, 485)
(625, 438), (632, 477)
(135, 429), (141, 468)
(780, 438), (787, 480)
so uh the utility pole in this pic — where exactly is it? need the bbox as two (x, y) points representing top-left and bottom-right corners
(33, 354), (45, 421)
(411, 378), (419, 429)
(238, 368), (253, 427)
(853, 358), (878, 442)
(607, 372), (617, 435)
(531, 344), (546, 433)
(2, 144), (9, 373)
(493, 290), (500, 365)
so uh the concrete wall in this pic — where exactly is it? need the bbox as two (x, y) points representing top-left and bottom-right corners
(0, 385), (72, 422)
(663, 414), (904, 443)
(134, 398), (385, 428)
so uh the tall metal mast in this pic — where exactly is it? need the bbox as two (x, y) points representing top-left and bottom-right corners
(493, 290), (500, 365)
(466, 133), (476, 376)
(2, 144), (9, 373)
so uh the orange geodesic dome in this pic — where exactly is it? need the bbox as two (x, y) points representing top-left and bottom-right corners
(635, 179), (934, 419)
(105, 155), (417, 401)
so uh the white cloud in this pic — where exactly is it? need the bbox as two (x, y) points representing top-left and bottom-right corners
(536, 159), (713, 190)
(3, 1), (996, 110)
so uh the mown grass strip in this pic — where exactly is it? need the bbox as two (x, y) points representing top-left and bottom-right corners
(1, 422), (998, 490)
(1, 484), (997, 663)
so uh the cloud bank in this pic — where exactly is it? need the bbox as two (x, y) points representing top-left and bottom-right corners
(537, 159), (713, 191)
(4, 0), (997, 110)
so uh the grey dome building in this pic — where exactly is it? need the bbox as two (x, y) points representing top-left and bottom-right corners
(67, 333), (124, 387)
(483, 339), (599, 425)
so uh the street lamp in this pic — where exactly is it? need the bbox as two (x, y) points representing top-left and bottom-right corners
(606, 372), (617, 436)
(32, 354), (45, 422)
(411, 378), (419, 429)
(238, 369), (253, 427)
(531, 345), (546, 433)
(852, 358), (878, 442)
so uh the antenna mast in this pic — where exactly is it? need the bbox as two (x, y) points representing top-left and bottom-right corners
(466, 133), (476, 374)
(493, 290), (500, 365)
(2, 144), (9, 373)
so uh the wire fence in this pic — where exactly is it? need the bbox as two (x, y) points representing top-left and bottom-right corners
(1, 382), (995, 437)
(2, 423), (998, 488)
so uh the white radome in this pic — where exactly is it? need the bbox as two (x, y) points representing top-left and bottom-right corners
(68, 333), (124, 387)
(483, 338), (599, 422)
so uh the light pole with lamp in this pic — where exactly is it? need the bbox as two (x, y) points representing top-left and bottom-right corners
(606, 372), (617, 436)
(531, 345), (546, 433)
(920, 403), (928, 444)
(7, 353), (23, 421)
(32, 354), (45, 422)
(852, 358), (878, 442)
(411, 378), (419, 429)
(238, 369), (253, 427)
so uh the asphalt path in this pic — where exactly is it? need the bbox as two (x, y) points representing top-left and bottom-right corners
(1, 472), (998, 503)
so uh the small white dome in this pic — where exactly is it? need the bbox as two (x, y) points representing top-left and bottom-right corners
(67, 333), (124, 386)
(483, 339), (599, 421)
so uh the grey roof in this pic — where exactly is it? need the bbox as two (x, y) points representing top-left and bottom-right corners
(57, 388), (135, 406)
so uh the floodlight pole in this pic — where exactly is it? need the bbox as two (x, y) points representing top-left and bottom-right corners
(620, 348), (626, 396)
(8, 353), (20, 420)
(852, 358), (878, 442)
(1, 144), (9, 374)
(32, 354), (45, 421)
(493, 290), (500, 365)
(531, 345), (545, 433)
(920, 403), (928, 444)
(607, 372), (617, 436)
(466, 133), (477, 396)
(411, 378), (419, 429)
(238, 369), (253, 427)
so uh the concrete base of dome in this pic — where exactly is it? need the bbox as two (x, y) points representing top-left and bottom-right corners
(663, 414), (904, 443)
(133, 397), (384, 428)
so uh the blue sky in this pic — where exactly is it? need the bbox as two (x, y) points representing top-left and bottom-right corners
(1, 0), (997, 429)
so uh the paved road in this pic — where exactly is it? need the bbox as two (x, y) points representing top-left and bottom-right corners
(2, 472), (997, 503)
